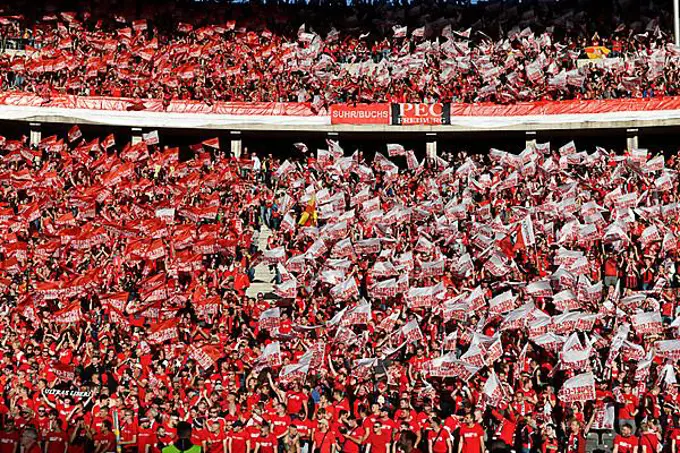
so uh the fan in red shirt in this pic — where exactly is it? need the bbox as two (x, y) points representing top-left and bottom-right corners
(202, 419), (227, 453)
(254, 424), (278, 453)
(44, 422), (69, 453)
(366, 420), (392, 453)
(613, 424), (638, 453)
(339, 417), (365, 453)
(266, 405), (291, 439)
(639, 422), (662, 453)
(136, 418), (158, 453)
(93, 421), (116, 453)
(617, 383), (639, 433)
(0, 422), (19, 453)
(427, 418), (453, 453)
(457, 413), (484, 453)
(227, 422), (248, 453)
(565, 419), (587, 453)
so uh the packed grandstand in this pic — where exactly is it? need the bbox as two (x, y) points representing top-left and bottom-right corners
(0, 126), (679, 453)
(0, 0), (677, 106)
(1, 0), (680, 453)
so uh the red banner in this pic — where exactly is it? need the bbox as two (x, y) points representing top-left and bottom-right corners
(330, 104), (390, 125)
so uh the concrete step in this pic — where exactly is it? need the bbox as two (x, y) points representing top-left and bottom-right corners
(246, 225), (277, 299)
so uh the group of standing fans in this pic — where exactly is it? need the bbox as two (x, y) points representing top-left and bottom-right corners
(0, 0), (677, 105)
(0, 123), (678, 453)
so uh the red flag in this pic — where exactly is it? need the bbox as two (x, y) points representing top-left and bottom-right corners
(101, 134), (115, 150)
(188, 344), (223, 370)
(148, 319), (178, 344)
(52, 302), (82, 324)
(202, 137), (220, 149)
(67, 125), (82, 143)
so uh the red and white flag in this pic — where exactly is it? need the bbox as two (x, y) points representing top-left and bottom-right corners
(274, 280), (297, 299)
(400, 319), (423, 343)
(559, 140), (577, 156)
(525, 280), (553, 298)
(52, 302), (82, 324)
(561, 346), (592, 371)
(142, 130), (160, 146)
(101, 133), (115, 150)
(488, 290), (518, 316)
(485, 337), (503, 366)
(393, 25), (407, 38)
(52, 363), (76, 381)
(188, 344), (222, 370)
(631, 311), (663, 336)
(377, 312), (400, 332)
(635, 352), (654, 382)
(67, 125), (82, 143)
(263, 247), (286, 264)
(330, 276), (359, 301)
(341, 302), (372, 326)
(279, 361), (310, 386)
(352, 358), (378, 380)
(519, 215), (536, 247)
(255, 342), (282, 369)
(640, 225), (661, 248)
(465, 286), (487, 312)
(202, 137), (220, 149)
(514, 343), (529, 382)
(406, 282), (445, 309)
(605, 323), (630, 368)
(148, 319), (179, 345)
(553, 290), (580, 312)
(443, 331), (458, 350)
(500, 302), (534, 331)
(100, 292), (129, 312)
(656, 340), (680, 361)
(483, 369), (506, 406)
(259, 307), (281, 331)
(387, 144), (407, 157)
(558, 372), (596, 402)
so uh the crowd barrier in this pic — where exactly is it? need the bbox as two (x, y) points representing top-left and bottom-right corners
(3, 92), (680, 131)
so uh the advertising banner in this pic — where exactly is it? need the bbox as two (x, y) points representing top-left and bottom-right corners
(330, 104), (390, 125)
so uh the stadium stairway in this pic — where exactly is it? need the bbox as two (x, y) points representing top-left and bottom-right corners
(246, 225), (277, 300)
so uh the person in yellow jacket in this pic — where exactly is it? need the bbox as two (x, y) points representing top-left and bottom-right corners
(298, 196), (317, 227)
(162, 422), (203, 453)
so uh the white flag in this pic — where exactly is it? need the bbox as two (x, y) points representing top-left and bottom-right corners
(558, 372), (595, 402)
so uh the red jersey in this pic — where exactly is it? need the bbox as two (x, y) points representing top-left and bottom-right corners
(137, 428), (157, 453)
(613, 435), (638, 453)
(0, 431), (19, 453)
(93, 431), (116, 453)
(618, 394), (639, 420)
(340, 427), (364, 453)
(286, 392), (306, 415)
(204, 431), (226, 453)
(267, 414), (291, 437)
(639, 433), (659, 453)
(458, 424), (484, 453)
(228, 431), (248, 453)
(542, 438), (558, 453)
(45, 431), (69, 453)
(427, 429), (451, 453)
(366, 431), (391, 453)
(256, 434), (278, 453)
(293, 420), (315, 439)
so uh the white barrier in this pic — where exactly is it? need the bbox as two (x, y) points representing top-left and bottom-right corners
(4, 103), (680, 132)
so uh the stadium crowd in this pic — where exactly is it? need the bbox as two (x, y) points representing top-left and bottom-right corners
(0, 125), (678, 453)
(0, 0), (677, 106)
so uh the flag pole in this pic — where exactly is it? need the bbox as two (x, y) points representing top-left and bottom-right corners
(113, 410), (122, 453)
